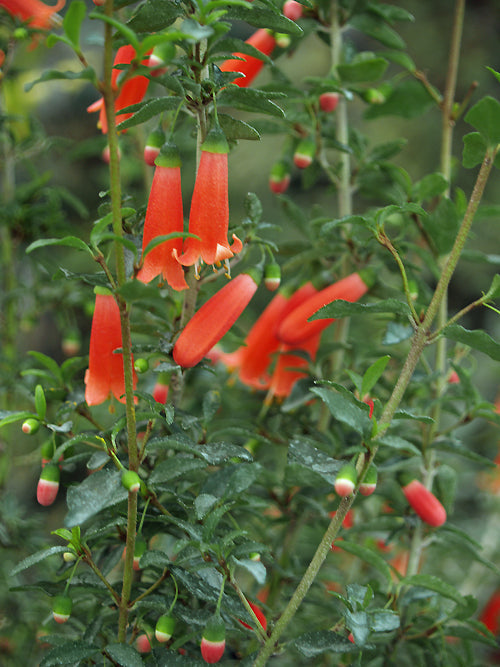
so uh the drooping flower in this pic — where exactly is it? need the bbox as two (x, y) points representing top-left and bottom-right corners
(136, 142), (188, 290)
(278, 272), (370, 346)
(401, 477), (446, 527)
(219, 28), (276, 88)
(176, 128), (242, 273)
(84, 289), (137, 406)
(173, 271), (260, 369)
(0, 0), (64, 30)
(87, 45), (151, 134)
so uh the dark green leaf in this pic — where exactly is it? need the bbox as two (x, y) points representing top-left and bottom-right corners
(337, 541), (392, 582)
(39, 641), (100, 666)
(24, 67), (97, 91)
(484, 273), (500, 300)
(350, 13), (406, 49)
(0, 410), (37, 428)
(311, 385), (373, 436)
(63, 0), (86, 50)
(361, 356), (390, 398)
(422, 196), (460, 255)
(370, 610), (400, 632)
(232, 556), (266, 585)
(89, 12), (139, 50)
(35, 384), (47, 420)
(127, 0), (181, 32)
(411, 172), (448, 202)
(180, 18), (214, 41)
(105, 643), (144, 667)
(288, 438), (341, 485)
(194, 494), (219, 520)
(117, 97), (181, 130)
(443, 324), (500, 361)
(338, 54), (388, 83)
(400, 574), (466, 605)
(311, 298), (410, 319)
(446, 623), (498, 648)
(218, 86), (285, 117)
(378, 434), (420, 455)
(26, 236), (94, 256)
(292, 631), (357, 657)
(149, 458), (206, 486)
(382, 322), (413, 345)
(365, 79), (435, 119)
(432, 436), (497, 466)
(463, 132), (488, 169)
(224, 5), (302, 35)
(10, 546), (67, 576)
(65, 469), (128, 527)
(218, 113), (260, 140)
(465, 95), (500, 146)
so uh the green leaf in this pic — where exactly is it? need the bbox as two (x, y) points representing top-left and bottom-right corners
(378, 434), (420, 455)
(338, 54), (388, 83)
(465, 95), (500, 146)
(150, 458), (206, 486)
(0, 410), (37, 428)
(400, 573), (466, 606)
(105, 643), (144, 667)
(26, 235), (94, 256)
(202, 390), (221, 424)
(65, 469), (128, 527)
(218, 86), (285, 118)
(24, 67), (97, 91)
(350, 13), (406, 49)
(218, 113), (260, 140)
(311, 385), (372, 436)
(370, 610), (400, 633)
(40, 641), (100, 667)
(443, 324), (500, 361)
(287, 438), (341, 486)
(337, 540), (392, 583)
(361, 356), (390, 398)
(484, 273), (500, 300)
(117, 97), (182, 131)
(89, 11), (139, 50)
(463, 132), (488, 169)
(422, 196), (460, 255)
(365, 79), (435, 119)
(10, 546), (68, 577)
(311, 298), (410, 319)
(232, 557), (266, 585)
(194, 494), (219, 520)
(63, 0), (86, 50)
(292, 631), (357, 657)
(224, 5), (302, 35)
(34, 384), (47, 420)
(127, 0), (181, 32)
(411, 172), (448, 202)
(446, 623), (499, 649)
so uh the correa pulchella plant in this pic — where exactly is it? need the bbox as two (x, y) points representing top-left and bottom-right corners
(1, 0), (500, 664)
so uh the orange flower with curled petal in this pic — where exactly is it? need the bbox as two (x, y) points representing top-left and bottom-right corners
(0, 0), (64, 29)
(219, 28), (276, 88)
(175, 127), (242, 273)
(87, 45), (151, 134)
(84, 289), (137, 405)
(136, 142), (188, 291)
(267, 332), (321, 402)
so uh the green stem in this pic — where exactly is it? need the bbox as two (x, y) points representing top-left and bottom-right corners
(101, 0), (139, 641)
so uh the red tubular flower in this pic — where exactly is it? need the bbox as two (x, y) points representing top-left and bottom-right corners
(84, 290), (137, 405)
(176, 128), (242, 272)
(267, 333), (321, 402)
(173, 271), (260, 369)
(219, 28), (276, 87)
(136, 143), (188, 290)
(401, 478), (446, 527)
(87, 45), (151, 134)
(278, 272), (370, 347)
(480, 590), (500, 635)
(0, 0), (64, 29)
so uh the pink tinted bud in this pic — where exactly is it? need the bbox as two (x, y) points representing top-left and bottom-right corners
(319, 91), (340, 112)
(401, 479), (446, 527)
(282, 0), (303, 21)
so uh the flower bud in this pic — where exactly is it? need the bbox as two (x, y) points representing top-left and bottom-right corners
(264, 263), (281, 291)
(400, 477), (446, 527)
(136, 633), (152, 653)
(282, 0), (303, 21)
(269, 160), (291, 194)
(201, 616), (226, 664)
(319, 91), (340, 113)
(121, 470), (141, 493)
(155, 614), (176, 642)
(134, 358), (149, 374)
(133, 537), (147, 571)
(293, 137), (315, 169)
(52, 595), (72, 624)
(359, 464), (377, 496)
(334, 462), (357, 497)
(144, 128), (166, 166)
(37, 464), (60, 506)
(22, 418), (40, 435)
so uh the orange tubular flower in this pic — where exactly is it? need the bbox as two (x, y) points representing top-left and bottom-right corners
(401, 478), (446, 527)
(278, 272), (370, 347)
(87, 45), (151, 134)
(173, 271), (260, 369)
(219, 28), (276, 88)
(267, 331), (321, 401)
(84, 289), (137, 405)
(136, 142), (188, 290)
(0, 0), (64, 29)
(176, 128), (242, 273)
